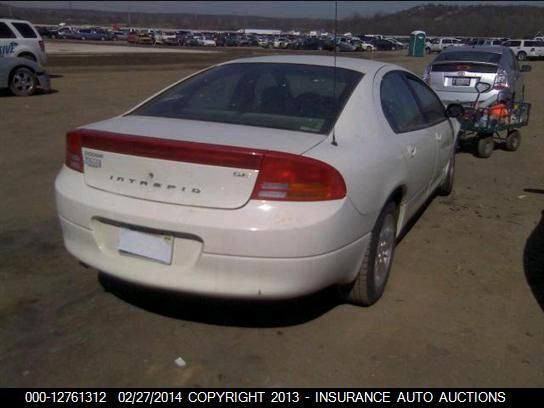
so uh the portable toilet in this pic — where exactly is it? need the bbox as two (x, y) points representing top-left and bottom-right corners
(409, 30), (426, 57)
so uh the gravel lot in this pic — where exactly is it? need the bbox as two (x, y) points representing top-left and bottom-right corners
(1, 44), (543, 387)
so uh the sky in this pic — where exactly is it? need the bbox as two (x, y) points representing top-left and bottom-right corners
(3, 1), (544, 19)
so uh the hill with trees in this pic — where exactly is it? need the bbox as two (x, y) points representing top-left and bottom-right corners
(0, 2), (542, 37)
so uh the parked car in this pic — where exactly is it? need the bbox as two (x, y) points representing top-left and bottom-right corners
(502, 39), (544, 61)
(423, 46), (531, 107)
(426, 37), (464, 53)
(36, 26), (55, 39)
(370, 38), (398, 51)
(385, 38), (406, 49)
(0, 56), (50, 96)
(0, 18), (47, 65)
(133, 32), (153, 45)
(350, 38), (375, 51)
(154, 31), (178, 45)
(75, 28), (114, 41)
(297, 37), (334, 51)
(55, 55), (460, 306)
(112, 31), (129, 41)
(335, 39), (356, 52)
(273, 37), (290, 48)
(49, 27), (73, 39)
(480, 38), (507, 46)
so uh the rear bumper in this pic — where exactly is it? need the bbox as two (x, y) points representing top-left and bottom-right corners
(59, 216), (369, 299)
(437, 89), (511, 108)
(55, 167), (372, 299)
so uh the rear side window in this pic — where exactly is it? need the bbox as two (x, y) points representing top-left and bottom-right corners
(12, 22), (37, 38)
(505, 41), (521, 47)
(380, 72), (427, 133)
(404, 74), (446, 125)
(0, 22), (16, 39)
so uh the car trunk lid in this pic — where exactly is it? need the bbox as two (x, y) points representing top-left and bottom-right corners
(430, 62), (498, 93)
(77, 116), (326, 209)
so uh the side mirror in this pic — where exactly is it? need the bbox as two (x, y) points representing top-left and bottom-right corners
(475, 82), (492, 93)
(521, 65), (532, 72)
(445, 103), (465, 118)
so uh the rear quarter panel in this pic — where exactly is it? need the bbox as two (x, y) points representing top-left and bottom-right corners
(303, 67), (408, 235)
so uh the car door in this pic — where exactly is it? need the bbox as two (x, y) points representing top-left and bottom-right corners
(402, 73), (455, 189)
(505, 50), (524, 100)
(379, 70), (438, 217)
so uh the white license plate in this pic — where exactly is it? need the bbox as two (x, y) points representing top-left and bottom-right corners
(452, 77), (471, 86)
(118, 228), (173, 264)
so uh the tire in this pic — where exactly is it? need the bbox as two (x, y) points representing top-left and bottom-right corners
(504, 130), (521, 151)
(476, 135), (495, 158)
(436, 152), (455, 196)
(9, 67), (37, 97)
(341, 201), (398, 306)
(517, 51), (527, 61)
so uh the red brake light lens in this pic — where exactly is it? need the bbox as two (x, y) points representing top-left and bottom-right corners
(65, 130), (83, 172)
(251, 152), (346, 201)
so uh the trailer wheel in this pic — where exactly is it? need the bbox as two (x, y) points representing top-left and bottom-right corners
(476, 135), (495, 158)
(504, 130), (521, 152)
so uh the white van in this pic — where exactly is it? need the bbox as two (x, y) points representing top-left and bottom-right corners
(0, 18), (47, 65)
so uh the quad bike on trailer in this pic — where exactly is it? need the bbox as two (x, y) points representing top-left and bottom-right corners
(454, 82), (531, 158)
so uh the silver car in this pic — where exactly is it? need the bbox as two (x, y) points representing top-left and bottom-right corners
(0, 56), (50, 96)
(423, 46), (530, 107)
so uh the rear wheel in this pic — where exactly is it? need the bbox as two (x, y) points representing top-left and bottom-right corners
(341, 201), (398, 306)
(517, 51), (527, 61)
(504, 130), (521, 151)
(9, 67), (37, 96)
(476, 135), (495, 158)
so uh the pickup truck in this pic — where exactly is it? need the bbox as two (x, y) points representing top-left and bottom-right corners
(426, 37), (464, 53)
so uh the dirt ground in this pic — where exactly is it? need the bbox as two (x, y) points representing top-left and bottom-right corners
(1, 45), (543, 388)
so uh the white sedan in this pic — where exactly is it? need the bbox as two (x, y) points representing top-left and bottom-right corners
(55, 56), (461, 306)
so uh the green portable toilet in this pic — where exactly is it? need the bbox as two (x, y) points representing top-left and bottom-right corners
(408, 30), (426, 57)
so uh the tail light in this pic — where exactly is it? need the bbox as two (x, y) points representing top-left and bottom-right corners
(251, 152), (346, 201)
(423, 65), (431, 85)
(65, 129), (346, 202)
(65, 130), (83, 172)
(39, 40), (45, 52)
(493, 68), (509, 90)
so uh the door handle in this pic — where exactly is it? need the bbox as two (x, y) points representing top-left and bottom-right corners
(407, 145), (417, 158)
(435, 133), (443, 141)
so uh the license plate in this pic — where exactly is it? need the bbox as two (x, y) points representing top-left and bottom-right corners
(118, 228), (173, 264)
(452, 77), (471, 86)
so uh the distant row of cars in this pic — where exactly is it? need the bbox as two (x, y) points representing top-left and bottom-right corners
(426, 36), (544, 61)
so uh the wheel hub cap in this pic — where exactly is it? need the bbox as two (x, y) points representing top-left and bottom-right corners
(374, 214), (396, 287)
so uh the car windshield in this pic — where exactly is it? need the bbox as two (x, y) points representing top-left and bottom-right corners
(435, 51), (502, 64)
(131, 63), (363, 134)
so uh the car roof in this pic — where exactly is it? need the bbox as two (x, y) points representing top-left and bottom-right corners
(220, 55), (390, 74)
(442, 45), (506, 54)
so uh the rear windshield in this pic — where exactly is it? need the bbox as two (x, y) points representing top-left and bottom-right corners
(435, 51), (502, 64)
(131, 63), (363, 134)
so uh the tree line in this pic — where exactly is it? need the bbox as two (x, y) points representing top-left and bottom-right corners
(0, 2), (542, 37)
